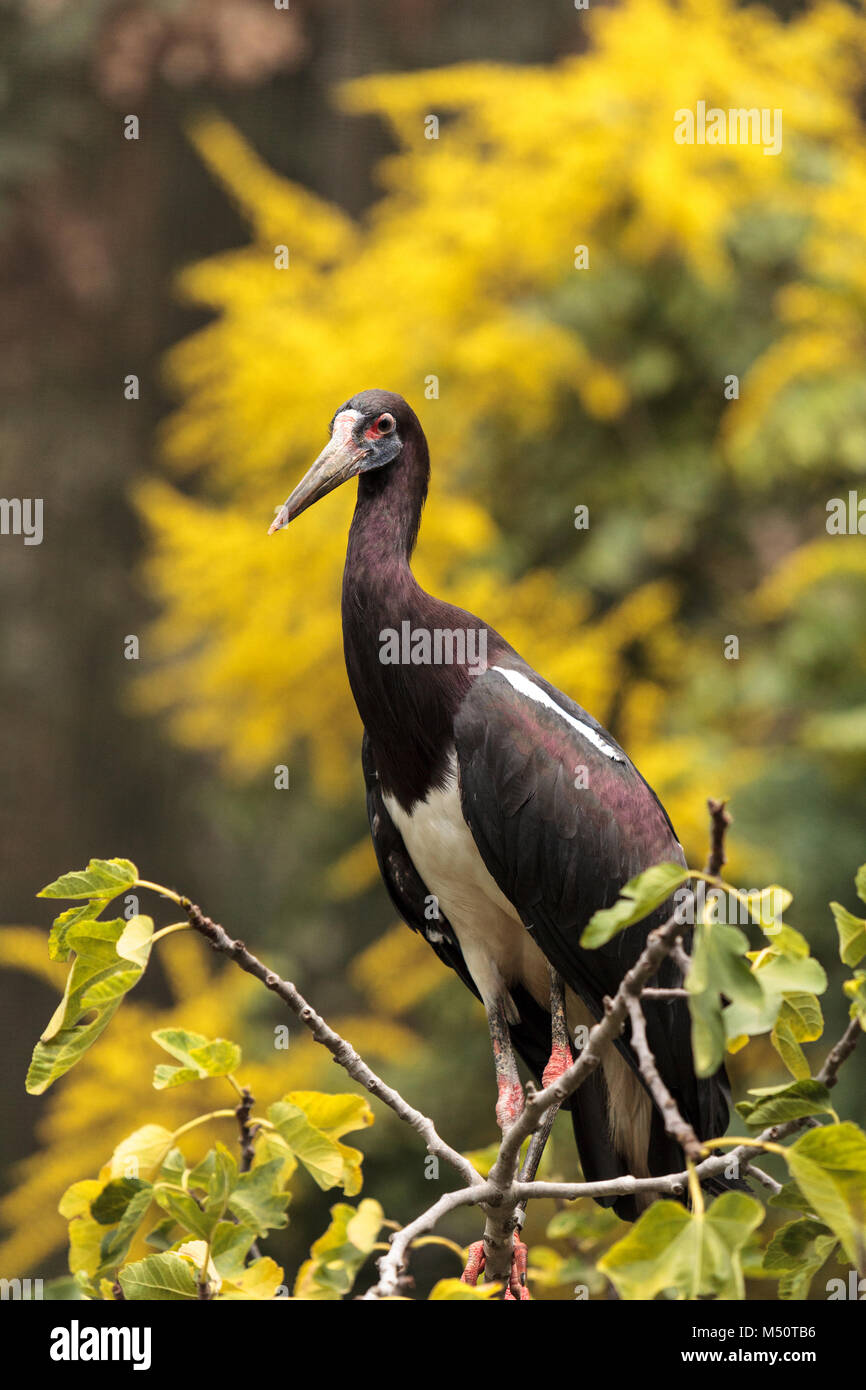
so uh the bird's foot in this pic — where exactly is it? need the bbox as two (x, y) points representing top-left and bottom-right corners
(460, 1238), (530, 1300)
(460, 1240), (486, 1286)
(541, 1040), (573, 1090)
(495, 1078), (524, 1131)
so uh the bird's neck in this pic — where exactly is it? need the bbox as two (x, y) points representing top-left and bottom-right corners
(341, 440), (472, 809)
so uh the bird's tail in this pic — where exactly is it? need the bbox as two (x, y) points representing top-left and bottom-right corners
(570, 1068), (750, 1223)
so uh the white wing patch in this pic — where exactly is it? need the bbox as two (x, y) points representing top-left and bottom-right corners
(491, 665), (625, 762)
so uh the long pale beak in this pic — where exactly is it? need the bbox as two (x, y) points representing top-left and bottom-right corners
(268, 411), (366, 534)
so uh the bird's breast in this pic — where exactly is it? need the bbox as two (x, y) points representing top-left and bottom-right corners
(383, 751), (551, 1013)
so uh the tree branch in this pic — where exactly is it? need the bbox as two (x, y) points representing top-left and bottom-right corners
(704, 797), (732, 877)
(235, 1086), (258, 1173)
(625, 994), (703, 1160)
(475, 895), (690, 1284)
(163, 832), (860, 1301)
(180, 897), (482, 1191)
(817, 1015), (861, 1089)
(364, 1188), (483, 1299)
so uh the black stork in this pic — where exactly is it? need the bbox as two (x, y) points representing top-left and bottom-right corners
(269, 389), (733, 1290)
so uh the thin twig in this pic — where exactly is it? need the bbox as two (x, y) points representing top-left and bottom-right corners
(476, 895), (690, 1285)
(743, 1163), (783, 1195)
(235, 1086), (258, 1173)
(180, 898), (481, 1191)
(817, 1016), (861, 1088)
(670, 941), (693, 977)
(704, 798), (732, 878)
(365, 1188), (483, 1299)
(625, 994), (703, 1160)
(153, 844), (861, 1303)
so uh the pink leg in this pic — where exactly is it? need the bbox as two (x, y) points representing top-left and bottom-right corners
(486, 994), (524, 1131)
(520, 966), (572, 1188)
(543, 962), (572, 1087)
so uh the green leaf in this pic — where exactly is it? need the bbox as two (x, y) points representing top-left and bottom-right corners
(59, 1180), (109, 1278)
(770, 993), (824, 1079)
(736, 1079), (836, 1128)
(786, 1122), (866, 1267)
(581, 863), (691, 948)
(151, 1028), (241, 1089)
(268, 1101), (343, 1189)
(545, 1203), (621, 1242)
(251, 1129), (298, 1186)
(267, 1097), (368, 1193)
(843, 971), (866, 1029)
(59, 1173), (154, 1282)
(719, 948), (827, 1073)
(763, 1218), (837, 1300)
(856, 864), (866, 907)
(210, 1221), (258, 1279)
(42, 1277), (89, 1301)
(153, 1065), (200, 1090)
(293, 1200), (384, 1300)
(831, 902), (866, 968)
(687, 923), (765, 1076)
(144, 1218), (176, 1251)
(48, 901), (103, 963)
(218, 1257), (285, 1301)
(525, 1245), (608, 1295)
(118, 1252), (200, 1301)
(768, 1181), (815, 1214)
(287, 1091), (374, 1142)
(227, 1158), (291, 1238)
(158, 1147), (186, 1185)
(100, 1185), (155, 1269)
(278, 1092), (372, 1195)
(751, 951), (827, 999)
(116, 915), (154, 969)
(90, 1178), (150, 1226)
(598, 1191), (764, 1301)
(428, 1278), (503, 1300)
(108, 1124), (174, 1182)
(154, 1188), (216, 1243)
(39, 858), (138, 900)
(738, 886), (793, 933)
(26, 917), (154, 1093)
(184, 1143), (237, 1219)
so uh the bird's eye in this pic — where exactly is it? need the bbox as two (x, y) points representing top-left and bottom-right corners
(376, 413), (395, 434)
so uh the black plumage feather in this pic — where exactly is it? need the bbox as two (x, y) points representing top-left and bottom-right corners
(363, 728), (732, 1221)
(321, 390), (739, 1221)
(454, 662), (733, 1201)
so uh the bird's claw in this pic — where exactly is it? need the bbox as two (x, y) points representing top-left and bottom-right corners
(460, 1237), (531, 1300)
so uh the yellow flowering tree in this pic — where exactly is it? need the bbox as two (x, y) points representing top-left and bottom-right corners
(139, 0), (866, 885)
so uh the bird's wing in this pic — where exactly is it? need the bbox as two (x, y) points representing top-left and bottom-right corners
(453, 662), (725, 1141)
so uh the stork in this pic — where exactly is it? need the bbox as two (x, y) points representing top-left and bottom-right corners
(269, 389), (733, 1295)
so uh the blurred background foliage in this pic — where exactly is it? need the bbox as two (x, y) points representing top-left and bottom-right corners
(1, 0), (864, 1298)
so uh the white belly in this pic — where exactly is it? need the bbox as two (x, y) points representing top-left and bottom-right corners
(383, 751), (651, 1173)
(383, 755), (550, 1015)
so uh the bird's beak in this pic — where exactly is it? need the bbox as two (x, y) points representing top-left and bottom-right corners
(268, 410), (367, 534)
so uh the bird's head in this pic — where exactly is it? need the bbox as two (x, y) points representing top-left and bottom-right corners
(268, 389), (412, 534)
